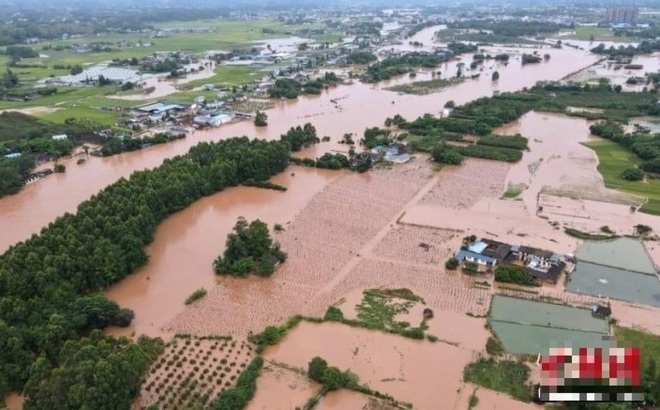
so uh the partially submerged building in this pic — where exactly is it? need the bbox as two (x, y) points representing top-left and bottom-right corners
(453, 238), (565, 283)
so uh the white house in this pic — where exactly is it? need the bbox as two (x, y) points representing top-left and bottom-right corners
(52, 134), (68, 141)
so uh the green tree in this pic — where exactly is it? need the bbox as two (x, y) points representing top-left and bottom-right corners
(621, 167), (644, 181)
(492, 71), (500, 81)
(213, 217), (286, 277)
(254, 111), (268, 127)
(308, 357), (328, 383)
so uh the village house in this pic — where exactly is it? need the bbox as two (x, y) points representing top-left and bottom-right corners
(453, 238), (566, 283)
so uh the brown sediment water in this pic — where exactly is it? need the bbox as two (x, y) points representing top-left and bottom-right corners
(264, 321), (482, 410)
(0, 48), (599, 253)
(104, 166), (342, 337)
(246, 363), (320, 410)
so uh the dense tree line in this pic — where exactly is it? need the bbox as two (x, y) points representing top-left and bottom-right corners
(345, 51), (377, 65)
(23, 331), (163, 410)
(280, 123), (319, 151)
(4, 46), (39, 59)
(213, 217), (287, 277)
(361, 52), (443, 83)
(0, 113), (104, 158)
(267, 74), (338, 99)
(95, 132), (186, 157)
(591, 41), (660, 59)
(590, 120), (660, 177)
(448, 20), (571, 38)
(446, 42), (478, 55)
(0, 135), (292, 404)
(0, 154), (36, 198)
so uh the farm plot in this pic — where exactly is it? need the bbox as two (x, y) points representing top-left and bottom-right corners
(488, 295), (610, 354)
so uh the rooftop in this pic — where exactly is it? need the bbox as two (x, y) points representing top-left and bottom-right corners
(455, 250), (497, 265)
(468, 241), (488, 254)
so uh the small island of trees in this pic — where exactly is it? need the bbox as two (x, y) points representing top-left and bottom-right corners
(213, 217), (287, 277)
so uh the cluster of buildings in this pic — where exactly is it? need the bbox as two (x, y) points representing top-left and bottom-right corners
(126, 101), (237, 131)
(370, 143), (411, 164)
(454, 238), (567, 284)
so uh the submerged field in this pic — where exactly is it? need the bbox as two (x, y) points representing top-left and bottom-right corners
(488, 295), (610, 354)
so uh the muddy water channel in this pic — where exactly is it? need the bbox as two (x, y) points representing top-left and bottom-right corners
(104, 166), (341, 337)
(0, 47), (599, 253)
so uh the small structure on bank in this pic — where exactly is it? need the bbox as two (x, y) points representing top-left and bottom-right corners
(423, 308), (434, 320)
(591, 304), (612, 318)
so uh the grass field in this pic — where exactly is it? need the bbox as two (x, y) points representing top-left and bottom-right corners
(557, 26), (634, 42)
(463, 358), (531, 402)
(583, 139), (660, 215)
(615, 326), (660, 367)
(3, 19), (308, 84)
(177, 66), (261, 90)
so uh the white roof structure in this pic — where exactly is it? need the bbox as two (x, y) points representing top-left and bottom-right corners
(52, 134), (68, 140)
(43, 64), (152, 86)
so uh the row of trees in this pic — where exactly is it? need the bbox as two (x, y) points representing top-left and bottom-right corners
(267, 73), (339, 99)
(0, 154), (36, 198)
(448, 20), (571, 38)
(0, 135), (293, 406)
(361, 52), (444, 83)
(589, 120), (660, 180)
(591, 41), (660, 59)
(95, 133), (186, 157)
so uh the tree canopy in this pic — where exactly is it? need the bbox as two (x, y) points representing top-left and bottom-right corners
(213, 217), (287, 277)
(0, 135), (292, 402)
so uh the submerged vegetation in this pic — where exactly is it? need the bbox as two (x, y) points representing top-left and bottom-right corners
(386, 77), (463, 95)
(463, 358), (531, 402)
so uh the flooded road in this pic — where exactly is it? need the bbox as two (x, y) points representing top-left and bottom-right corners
(0, 45), (599, 253)
(104, 166), (342, 337)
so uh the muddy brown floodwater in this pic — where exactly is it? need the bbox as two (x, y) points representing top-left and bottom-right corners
(104, 166), (342, 337)
(0, 46), (598, 253)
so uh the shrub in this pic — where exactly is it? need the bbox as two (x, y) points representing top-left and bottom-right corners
(486, 337), (504, 356)
(432, 144), (464, 165)
(324, 306), (345, 321)
(494, 265), (539, 286)
(621, 167), (644, 181)
(462, 261), (479, 275)
(445, 257), (459, 270)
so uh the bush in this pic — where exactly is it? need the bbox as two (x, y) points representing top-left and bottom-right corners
(494, 265), (539, 286)
(184, 288), (207, 305)
(432, 144), (464, 165)
(209, 357), (263, 409)
(621, 167), (644, 181)
(462, 261), (479, 275)
(486, 337), (504, 356)
(324, 306), (344, 321)
(308, 357), (328, 383)
(445, 257), (459, 270)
